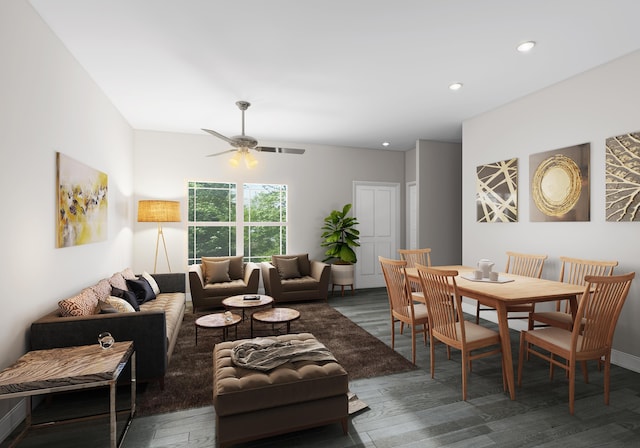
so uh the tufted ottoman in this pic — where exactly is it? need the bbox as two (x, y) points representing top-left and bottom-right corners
(213, 333), (349, 448)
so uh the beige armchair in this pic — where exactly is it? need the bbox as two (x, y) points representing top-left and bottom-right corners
(260, 254), (330, 303)
(188, 256), (260, 313)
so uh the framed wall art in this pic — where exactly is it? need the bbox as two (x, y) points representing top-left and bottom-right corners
(529, 143), (590, 222)
(605, 131), (640, 222)
(476, 157), (518, 223)
(56, 152), (108, 247)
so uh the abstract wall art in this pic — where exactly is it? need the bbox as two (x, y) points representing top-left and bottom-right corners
(529, 143), (590, 222)
(56, 152), (108, 247)
(476, 158), (518, 223)
(605, 131), (640, 222)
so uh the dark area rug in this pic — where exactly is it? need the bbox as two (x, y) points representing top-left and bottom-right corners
(136, 302), (417, 416)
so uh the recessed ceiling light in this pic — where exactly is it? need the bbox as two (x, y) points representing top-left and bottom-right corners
(449, 82), (463, 91)
(517, 41), (536, 53)
(382, 141), (390, 147)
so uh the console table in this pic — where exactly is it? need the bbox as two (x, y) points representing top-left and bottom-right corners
(0, 341), (135, 448)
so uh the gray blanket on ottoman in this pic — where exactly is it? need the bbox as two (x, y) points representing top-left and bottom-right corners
(231, 337), (337, 371)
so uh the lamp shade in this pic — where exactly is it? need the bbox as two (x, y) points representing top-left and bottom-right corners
(137, 200), (181, 222)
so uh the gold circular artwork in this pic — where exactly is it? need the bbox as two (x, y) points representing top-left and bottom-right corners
(532, 154), (582, 216)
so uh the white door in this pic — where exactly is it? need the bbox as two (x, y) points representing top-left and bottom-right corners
(354, 182), (401, 289)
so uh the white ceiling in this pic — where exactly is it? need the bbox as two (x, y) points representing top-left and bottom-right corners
(29, 0), (640, 151)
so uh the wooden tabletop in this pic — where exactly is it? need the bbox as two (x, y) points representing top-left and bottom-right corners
(222, 294), (274, 308)
(252, 307), (301, 324)
(195, 312), (242, 329)
(0, 342), (134, 395)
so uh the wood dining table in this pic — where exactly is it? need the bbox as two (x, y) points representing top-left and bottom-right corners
(405, 265), (585, 400)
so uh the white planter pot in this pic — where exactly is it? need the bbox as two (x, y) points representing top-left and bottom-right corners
(331, 264), (354, 286)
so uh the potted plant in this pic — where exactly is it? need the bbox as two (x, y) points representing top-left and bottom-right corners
(321, 204), (360, 289)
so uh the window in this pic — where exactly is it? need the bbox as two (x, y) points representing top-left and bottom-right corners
(188, 181), (287, 264)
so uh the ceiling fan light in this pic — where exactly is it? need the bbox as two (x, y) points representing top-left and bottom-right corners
(229, 151), (242, 167)
(244, 152), (258, 169)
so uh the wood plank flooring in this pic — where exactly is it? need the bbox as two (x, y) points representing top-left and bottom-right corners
(4, 288), (640, 447)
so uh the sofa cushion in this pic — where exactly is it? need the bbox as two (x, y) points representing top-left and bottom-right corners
(142, 271), (161, 295)
(108, 272), (128, 291)
(276, 257), (301, 279)
(140, 292), (185, 349)
(202, 256), (244, 280)
(203, 259), (231, 284)
(104, 297), (135, 313)
(127, 277), (157, 305)
(90, 279), (112, 302)
(58, 288), (99, 317)
(272, 254), (310, 277)
(281, 276), (320, 292)
(111, 286), (140, 311)
(121, 267), (137, 280)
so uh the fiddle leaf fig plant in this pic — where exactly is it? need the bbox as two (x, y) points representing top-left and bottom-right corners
(321, 203), (360, 264)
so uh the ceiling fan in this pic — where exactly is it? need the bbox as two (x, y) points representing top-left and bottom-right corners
(202, 101), (305, 167)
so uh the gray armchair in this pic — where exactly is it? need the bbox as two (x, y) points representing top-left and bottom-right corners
(260, 254), (330, 303)
(188, 256), (260, 312)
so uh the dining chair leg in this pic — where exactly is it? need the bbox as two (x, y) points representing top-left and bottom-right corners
(569, 358), (576, 415)
(429, 334), (436, 379)
(517, 331), (525, 387)
(411, 327), (417, 365)
(581, 361), (589, 383)
(390, 316), (395, 350)
(461, 350), (469, 400)
(604, 354), (611, 405)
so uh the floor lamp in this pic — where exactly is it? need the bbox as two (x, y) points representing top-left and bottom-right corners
(137, 200), (181, 273)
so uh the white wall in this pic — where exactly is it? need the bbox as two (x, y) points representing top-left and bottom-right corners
(132, 130), (406, 276)
(462, 50), (640, 370)
(0, 0), (134, 437)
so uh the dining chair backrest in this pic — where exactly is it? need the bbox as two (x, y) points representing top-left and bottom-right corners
(559, 256), (618, 285)
(572, 272), (634, 353)
(398, 248), (432, 268)
(379, 256), (415, 321)
(415, 264), (463, 342)
(557, 256), (618, 312)
(505, 251), (547, 278)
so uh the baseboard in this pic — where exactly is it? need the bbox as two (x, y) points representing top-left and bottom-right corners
(0, 398), (26, 444)
(461, 301), (640, 373)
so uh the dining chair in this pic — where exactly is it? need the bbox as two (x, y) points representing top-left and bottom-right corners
(528, 256), (618, 331)
(475, 251), (548, 324)
(416, 263), (506, 400)
(518, 272), (635, 414)
(398, 248), (432, 300)
(379, 256), (429, 365)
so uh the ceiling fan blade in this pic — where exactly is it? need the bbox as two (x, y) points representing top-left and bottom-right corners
(206, 149), (236, 157)
(255, 146), (306, 155)
(202, 128), (236, 145)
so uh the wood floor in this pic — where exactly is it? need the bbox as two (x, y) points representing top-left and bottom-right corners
(5, 288), (640, 447)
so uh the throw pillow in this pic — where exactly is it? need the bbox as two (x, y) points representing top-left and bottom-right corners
(58, 288), (99, 317)
(142, 271), (161, 295)
(203, 259), (231, 284)
(126, 277), (157, 306)
(90, 278), (112, 302)
(106, 296), (136, 313)
(108, 272), (128, 291)
(120, 267), (137, 280)
(277, 257), (301, 279)
(202, 256), (244, 280)
(111, 286), (140, 311)
(97, 301), (119, 314)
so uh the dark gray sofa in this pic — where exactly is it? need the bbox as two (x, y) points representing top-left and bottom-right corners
(29, 272), (186, 388)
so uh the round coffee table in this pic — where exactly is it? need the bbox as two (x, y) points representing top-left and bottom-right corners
(251, 307), (301, 338)
(222, 294), (274, 321)
(195, 312), (241, 345)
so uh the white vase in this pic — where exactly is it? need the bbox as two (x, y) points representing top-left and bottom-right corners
(331, 264), (354, 286)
